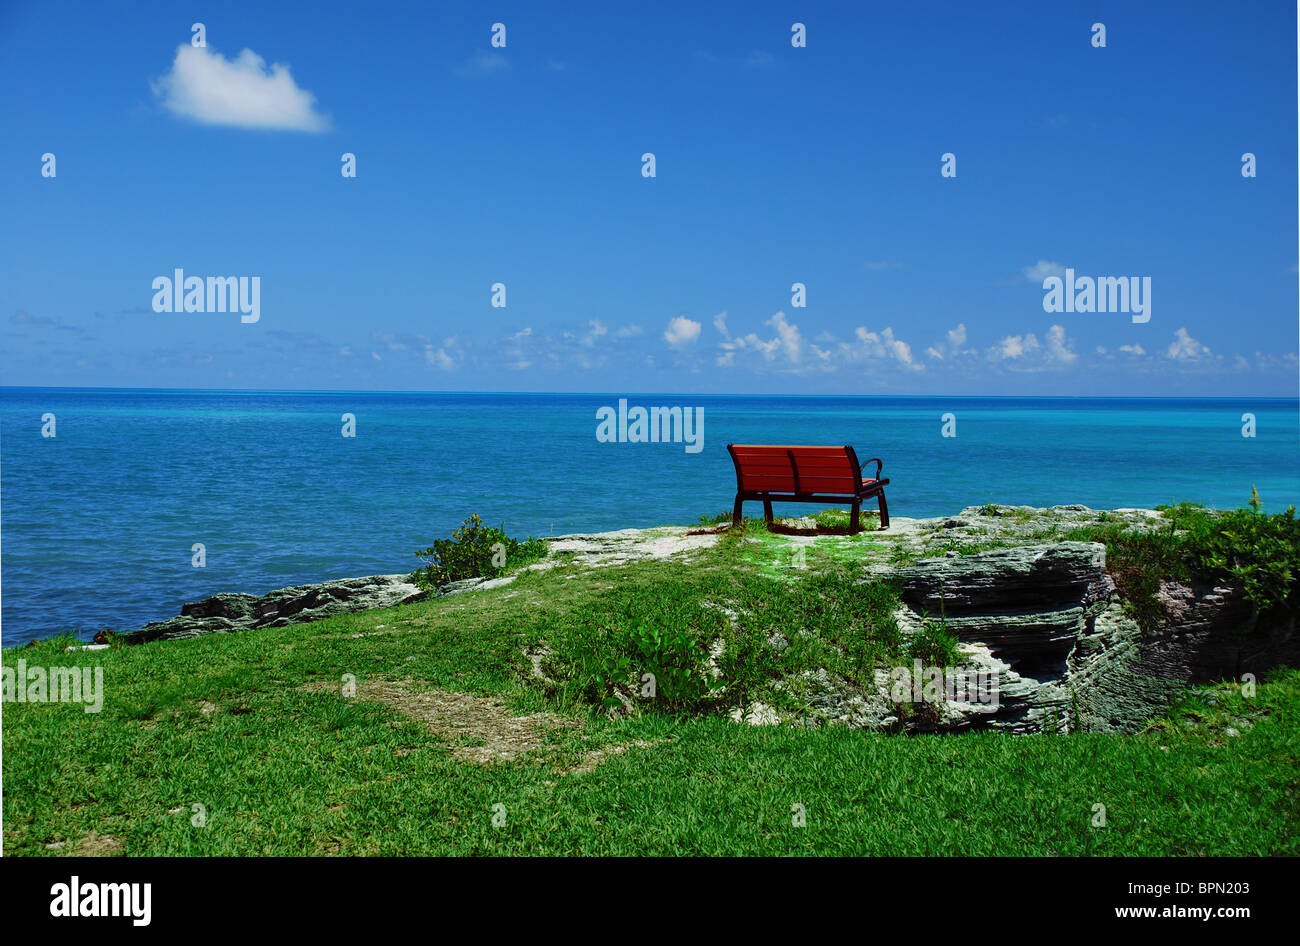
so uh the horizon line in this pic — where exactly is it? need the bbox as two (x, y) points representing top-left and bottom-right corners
(0, 385), (1295, 402)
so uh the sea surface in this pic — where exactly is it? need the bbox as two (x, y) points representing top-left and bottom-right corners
(2, 388), (1297, 645)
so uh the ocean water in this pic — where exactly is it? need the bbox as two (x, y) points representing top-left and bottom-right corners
(1, 388), (1297, 646)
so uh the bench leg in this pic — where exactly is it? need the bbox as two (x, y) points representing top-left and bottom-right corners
(877, 490), (890, 530)
(731, 495), (744, 528)
(850, 499), (861, 534)
(762, 498), (774, 526)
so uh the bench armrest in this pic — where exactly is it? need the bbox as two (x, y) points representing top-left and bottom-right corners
(861, 458), (883, 480)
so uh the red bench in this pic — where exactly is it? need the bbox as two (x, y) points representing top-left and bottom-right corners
(727, 444), (890, 532)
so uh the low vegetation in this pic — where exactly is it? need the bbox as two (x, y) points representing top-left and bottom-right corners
(1063, 493), (1300, 632)
(411, 514), (547, 591)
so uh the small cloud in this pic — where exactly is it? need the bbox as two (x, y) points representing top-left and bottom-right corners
(614, 324), (643, 338)
(713, 311), (730, 339)
(744, 50), (774, 66)
(926, 323), (973, 361)
(1044, 324), (1076, 364)
(456, 52), (509, 77)
(1119, 343), (1145, 356)
(546, 60), (568, 71)
(152, 44), (330, 132)
(768, 312), (803, 364)
(991, 333), (1040, 360)
(1166, 327), (1211, 361)
(664, 315), (702, 348)
(1023, 260), (1065, 283)
(426, 347), (455, 370)
(581, 320), (607, 347)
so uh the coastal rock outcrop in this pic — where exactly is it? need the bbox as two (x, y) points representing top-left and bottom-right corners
(868, 542), (1295, 733)
(887, 542), (1114, 733)
(118, 574), (428, 643)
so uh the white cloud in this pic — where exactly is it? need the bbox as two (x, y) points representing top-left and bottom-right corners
(614, 324), (643, 338)
(880, 327), (915, 368)
(152, 44), (330, 131)
(839, 325), (920, 371)
(1044, 324), (1076, 363)
(581, 320), (607, 347)
(991, 333), (1040, 360)
(927, 323), (973, 361)
(425, 347), (455, 370)
(1119, 343), (1145, 356)
(768, 312), (803, 364)
(716, 312), (824, 369)
(1023, 260), (1065, 283)
(1166, 327), (1211, 361)
(664, 315), (702, 348)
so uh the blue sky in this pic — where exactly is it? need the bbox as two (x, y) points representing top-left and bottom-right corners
(1, 0), (1296, 395)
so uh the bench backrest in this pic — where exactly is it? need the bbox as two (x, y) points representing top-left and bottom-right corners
(727, 444), (862, 495)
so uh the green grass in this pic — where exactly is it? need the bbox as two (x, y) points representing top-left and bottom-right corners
(4, 528), (1297, 856)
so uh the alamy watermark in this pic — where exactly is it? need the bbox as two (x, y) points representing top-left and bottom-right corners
(596, 398), (703, 454)
(1041, 268), (1150, 323)
(888, 660), (999, 709)
(50, 876), (150, 926)
(151, 269), (260, 323)
(2, 660), (104, 713)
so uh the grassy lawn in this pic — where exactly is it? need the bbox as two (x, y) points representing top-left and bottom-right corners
(3, 530), (1297, 856)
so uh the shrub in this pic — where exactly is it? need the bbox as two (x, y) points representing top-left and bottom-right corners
(1186, 502), (1299, 620)
(411, 514), (546, 590)
(1066, 494), (1300, 632)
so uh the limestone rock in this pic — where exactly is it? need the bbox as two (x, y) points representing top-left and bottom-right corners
(121, 574), (428, 643)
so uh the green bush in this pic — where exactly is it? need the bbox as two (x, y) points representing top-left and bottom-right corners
(411, 514), (547, 590)
(1185, 502), (1299, 619)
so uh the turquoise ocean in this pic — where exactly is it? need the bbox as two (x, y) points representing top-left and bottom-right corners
(1, 388), (1296, 645)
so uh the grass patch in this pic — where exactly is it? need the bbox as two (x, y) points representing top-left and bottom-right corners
(5, 514), (1297, 856)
